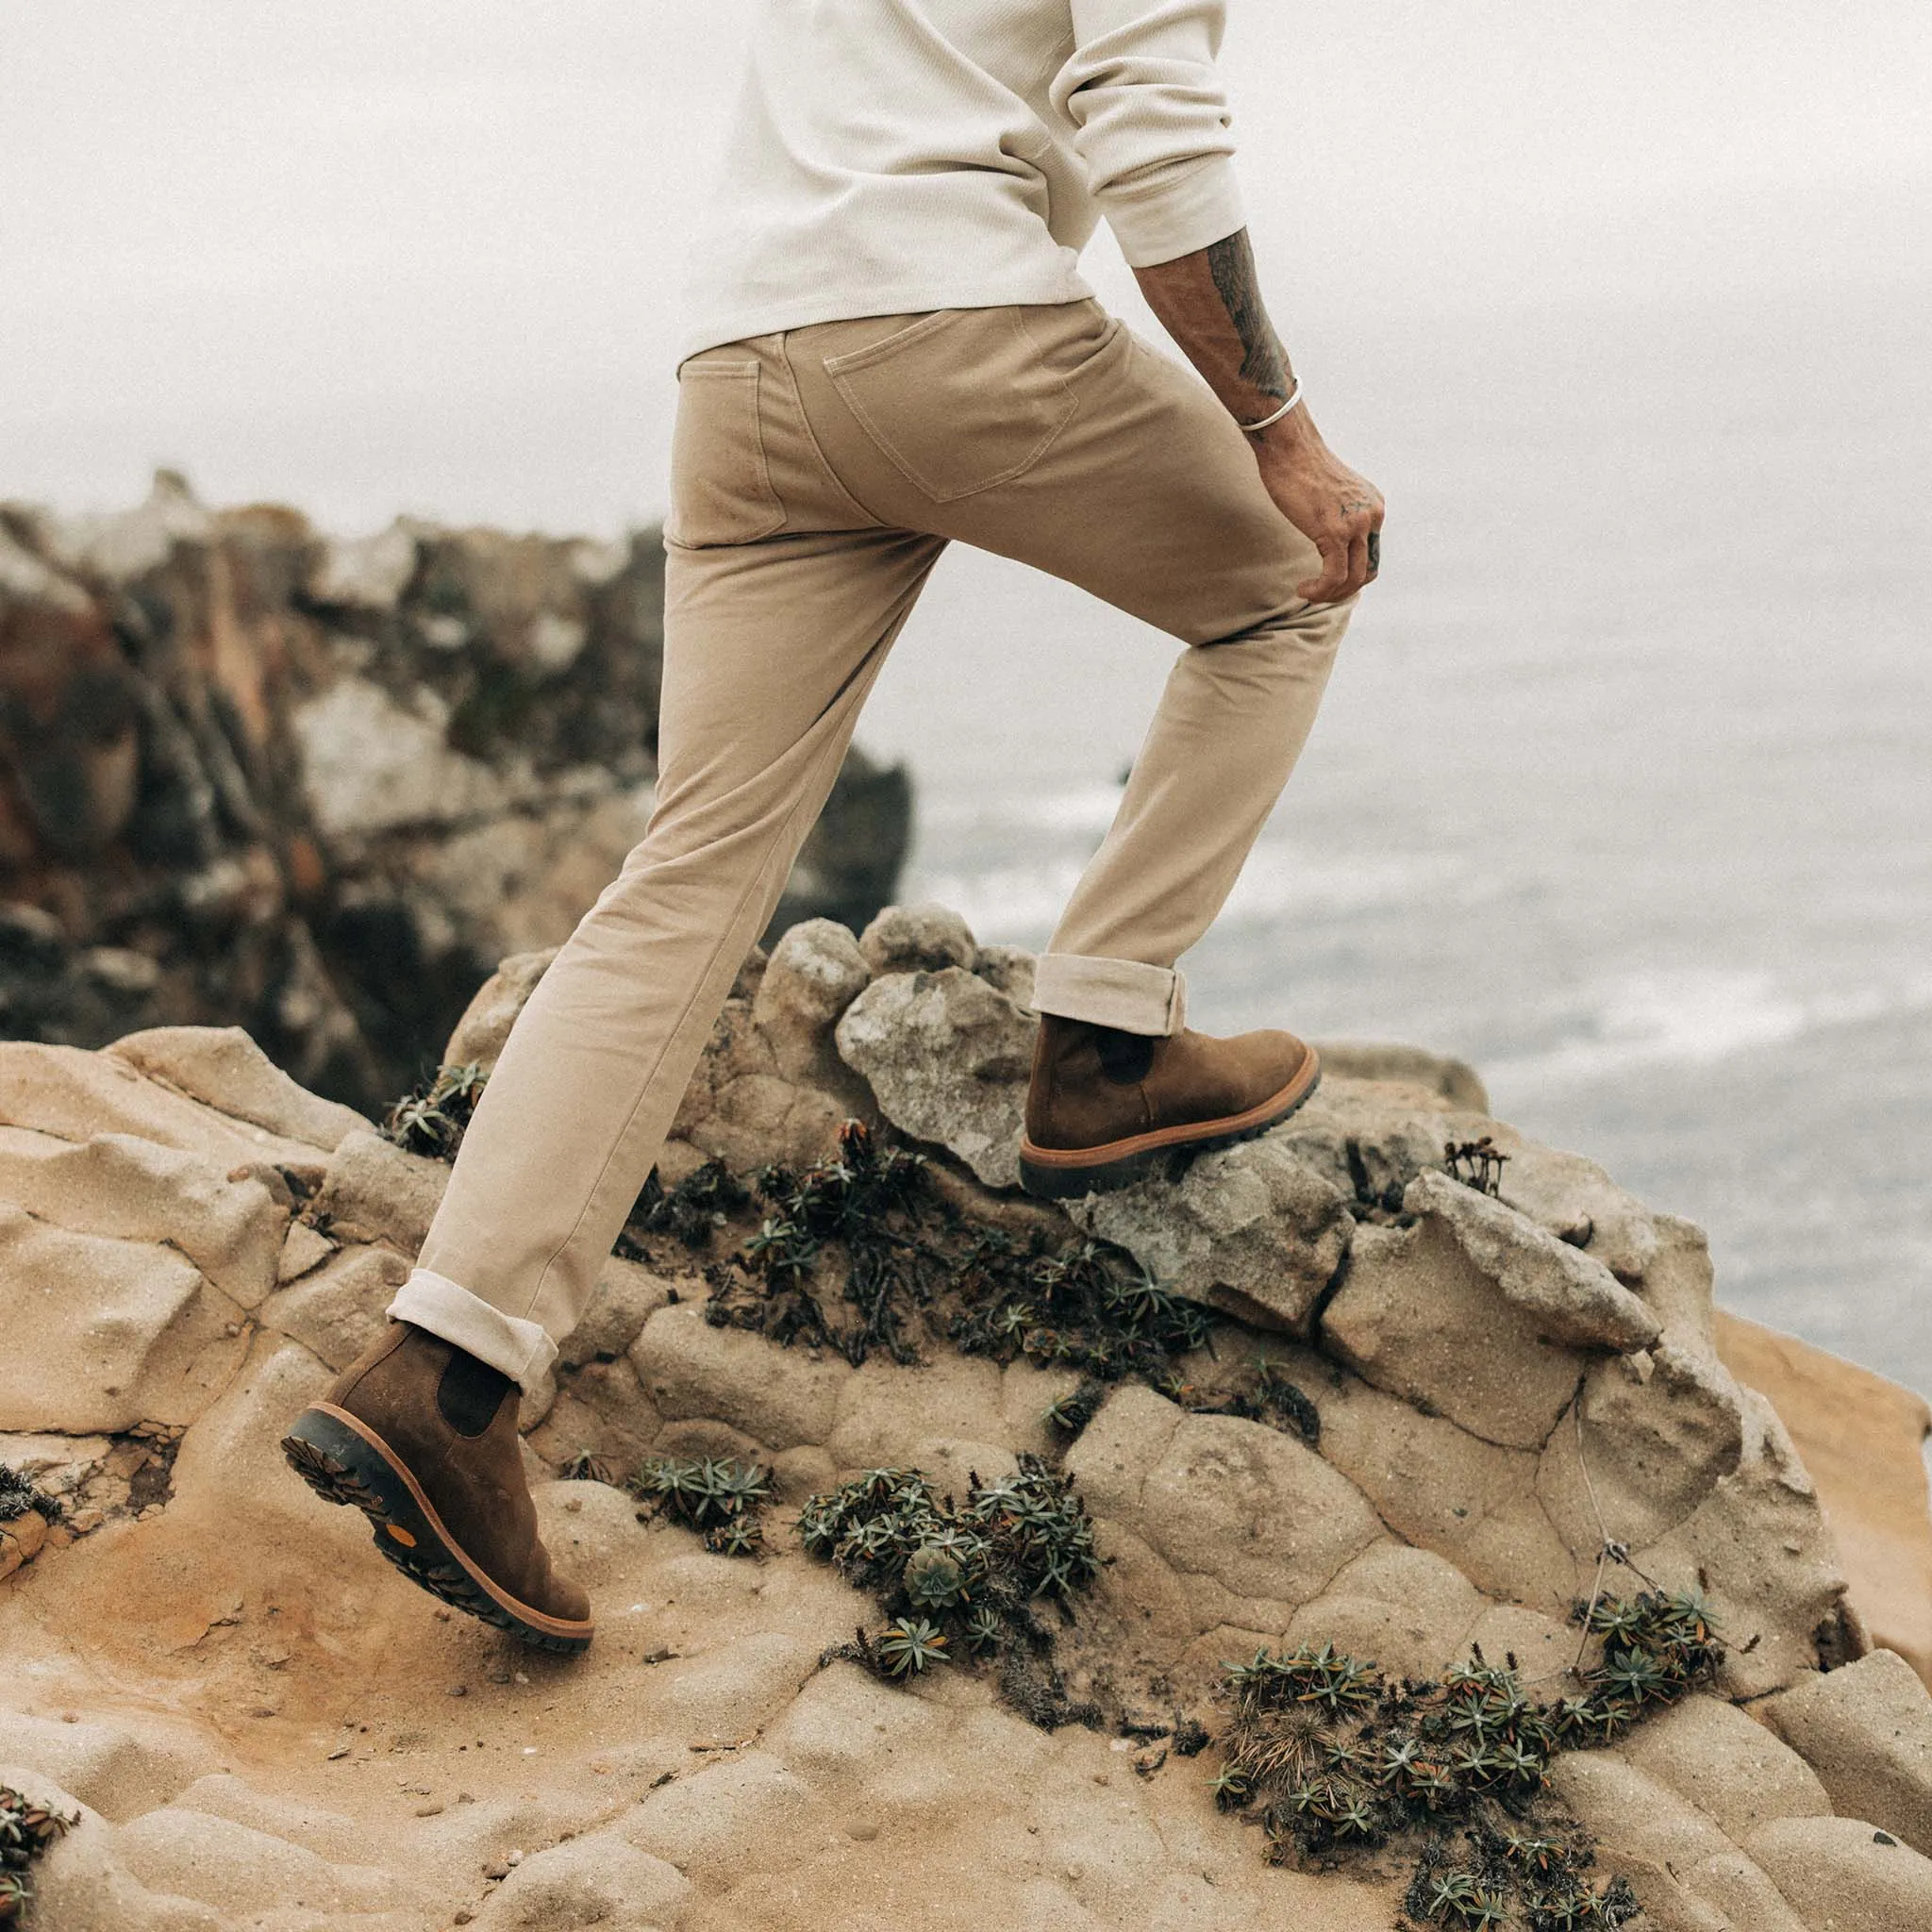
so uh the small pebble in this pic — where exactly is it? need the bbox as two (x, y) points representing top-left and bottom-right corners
(448, 1685), (468, 1697)
(414, 1803), (443, 1818)
(326, 1747), (350, 1761)
(482, 1860), (508, 1881)
(453, 1913), (475, 1926)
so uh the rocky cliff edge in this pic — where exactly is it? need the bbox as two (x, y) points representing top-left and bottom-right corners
(4, 903), (1932, 1932)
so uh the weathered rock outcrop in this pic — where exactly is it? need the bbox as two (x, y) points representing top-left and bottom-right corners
(0, 475), (909, 1118)
(4, 904), (1931, 1931)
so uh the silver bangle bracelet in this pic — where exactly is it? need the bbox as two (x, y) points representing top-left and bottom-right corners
(1238, 378), (1303, 434)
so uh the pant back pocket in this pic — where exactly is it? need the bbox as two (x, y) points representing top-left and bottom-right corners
(665, 357), (788, 547)
(823, 307), (1077, 503)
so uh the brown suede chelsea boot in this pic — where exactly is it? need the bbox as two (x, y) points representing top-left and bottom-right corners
(281, 1322), (593, 1654)
(1018, 1014), (1321, 1199)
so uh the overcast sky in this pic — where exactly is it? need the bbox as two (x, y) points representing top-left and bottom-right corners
(3, 1), (1927, 530)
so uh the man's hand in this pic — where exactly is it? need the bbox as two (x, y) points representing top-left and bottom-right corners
(1133, 227), (1384, 605)
(1249, 406), (1384, 603)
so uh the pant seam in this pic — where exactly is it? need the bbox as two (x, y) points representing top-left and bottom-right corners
(777, 331), (889, 530)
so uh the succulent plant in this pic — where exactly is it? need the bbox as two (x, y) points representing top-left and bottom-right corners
(904, 1545), (967, 1609)
(627, 1455), (774, 1557)
(379, 1060), (489, 1158)
(875, 1618), (950, 1677)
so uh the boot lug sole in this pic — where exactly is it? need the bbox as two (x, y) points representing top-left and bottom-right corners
(1017, 1058), (1321, 1201)
(280, 1403), (593, 1654)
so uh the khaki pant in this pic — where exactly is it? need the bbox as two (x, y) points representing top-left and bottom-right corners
(391, 298), (1355, 1384)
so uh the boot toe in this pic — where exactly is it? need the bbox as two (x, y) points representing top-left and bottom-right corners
(541, 1565), (592, 1626)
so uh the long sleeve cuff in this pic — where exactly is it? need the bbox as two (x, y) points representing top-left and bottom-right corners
(1102, 153), (1246, 267)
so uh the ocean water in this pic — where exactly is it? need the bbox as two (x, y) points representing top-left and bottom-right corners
(858, 286), (1932, 1396)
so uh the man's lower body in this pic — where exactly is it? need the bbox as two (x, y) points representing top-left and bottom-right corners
(283, 298), (1355, 1647)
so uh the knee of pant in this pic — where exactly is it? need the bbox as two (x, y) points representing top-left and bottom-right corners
(1199, 588), (1357, 653)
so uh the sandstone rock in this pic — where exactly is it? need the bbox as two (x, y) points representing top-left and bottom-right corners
(277, 1219), (336, 1283)
(0, 1779), (223, 1932)
(623, 1747), (816, 1882)
(112, 1804), (403, 1914)
(1761, 1649), (1932, 1857)
(471, 1829), (691, 1930)
(972, 942), (1038, 1008)
(291, 673), (537, 841)
(1069, 1388), (1381, 1609)
(1305, 1359), (1581, 1612)
(0, 1713), (218, 1822)
(1270, 1080), (1482, 1208)
(1543, 1750), (1735, 1872)
(1746, 1812), (1932, 1930)
(1070, 1135), (1354, 1331)
(0, 1041), (328, 1184)
(758, 1657), (948, 1783)
(752, 918), (874, 1091)
(0, 1204), (245, 1432)
(826, 1354), (1009, 1473)
(1718, 1308), (1932, 1688)
(311, 1128), (450, 1250)
(1629, 1387), (1856, 1700)
(526, 1355), (664, 1474)
(0, 1505), (48, 1579)
(1403, 1169), (1659, 1352)
(169, 1773), (370, 1863)
(0, 1124), (287, 1307)
(630, 1304), (846, 1451)
(1283, 1541), (1486, 1679)
(1486, 1137), (1662, 1285)
(1309, 1040), (1489, 1111)
(4, 479), (911, 1127)
(1676, 1848), (1810, 1932)
(1616, 1692), (1830, 1840)
(530, 1479), (650, 1590)
(858, 902), (976, 974)
(649, 1628), (824, 1741)
(1320, 1220), (1591, 1450)
(442, 946), (558, 1069)
(105, 1024), (371, 1151)
(1536, 1337), (1747, 1556)
(835, 966), (1034, 1189)
(557, 1255), (678, 1369)
(258, 1241), (411, 1372)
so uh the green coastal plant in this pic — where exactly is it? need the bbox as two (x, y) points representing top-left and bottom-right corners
(628, 1455), (774, 1556)
(799, 1456), (1101, 1695)
(1213, 1590), (1719, 1926)
(380, 1060), (488, 1159)
(0, 1784), (77, 1926)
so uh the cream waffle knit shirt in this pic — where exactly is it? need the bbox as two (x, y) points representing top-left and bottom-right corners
(677, 0), (1244, 361)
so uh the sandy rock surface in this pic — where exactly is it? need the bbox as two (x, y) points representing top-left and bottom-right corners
(5, 909), (1932, 1931)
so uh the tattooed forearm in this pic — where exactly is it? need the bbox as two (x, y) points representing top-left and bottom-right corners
(1205, 230), (1289, 400)
(1132, 226), (1296, 425)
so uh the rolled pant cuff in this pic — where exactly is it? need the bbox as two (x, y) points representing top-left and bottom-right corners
(388, 1268), (558, 1390)
(1030, 953), (1187, 1037)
